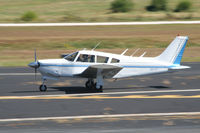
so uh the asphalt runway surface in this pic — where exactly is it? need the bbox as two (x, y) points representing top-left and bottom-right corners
(0, 62), (200, 133)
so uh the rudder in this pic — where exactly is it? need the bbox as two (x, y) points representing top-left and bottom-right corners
(156, 36), (188, 65)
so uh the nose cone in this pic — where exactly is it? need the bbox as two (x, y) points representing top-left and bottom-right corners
(28, 61), (40, 68)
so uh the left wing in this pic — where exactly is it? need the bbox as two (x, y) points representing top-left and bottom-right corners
(76, 64), (122, 78)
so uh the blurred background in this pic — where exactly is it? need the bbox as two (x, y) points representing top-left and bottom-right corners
(0, 0), (199, 66)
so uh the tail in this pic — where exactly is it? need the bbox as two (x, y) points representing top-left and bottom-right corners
(156, 36), (190, 69)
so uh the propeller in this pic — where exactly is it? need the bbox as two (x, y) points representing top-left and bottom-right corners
(28, 49), (40, 80)
(34, 49), (37, 80)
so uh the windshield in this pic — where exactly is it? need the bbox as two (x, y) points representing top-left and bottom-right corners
(64, 52), (78, 61)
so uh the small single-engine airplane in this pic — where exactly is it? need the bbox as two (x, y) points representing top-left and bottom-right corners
(28, 36), (190, 92)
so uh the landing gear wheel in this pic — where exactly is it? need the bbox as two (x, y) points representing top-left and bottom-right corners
(94, 83), (103, 92)
(85, 80), (94, 89)
(85, 81), (90, 89)
(39, 85), (47, 92)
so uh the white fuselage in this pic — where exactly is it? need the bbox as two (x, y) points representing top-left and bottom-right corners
(37, 50), (170, 80)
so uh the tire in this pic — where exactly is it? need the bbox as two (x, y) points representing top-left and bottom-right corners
(85, 80), (94, 89)
(85, 81), (90, 89)
(39, 85), (47, 92)
(94, 83), (103, 92)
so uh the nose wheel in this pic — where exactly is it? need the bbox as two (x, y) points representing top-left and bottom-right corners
(39, 78), (47, 92)
(39, 84), (47, 92)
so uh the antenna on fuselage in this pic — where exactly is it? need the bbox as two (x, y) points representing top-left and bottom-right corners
(131, 48), (140, 57)
(92, 42), (101, 51)
(121, 49), (128, 55)
(140, 52), (146, 57)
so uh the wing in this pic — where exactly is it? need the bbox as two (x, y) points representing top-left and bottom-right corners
(76, 64), (122, 78)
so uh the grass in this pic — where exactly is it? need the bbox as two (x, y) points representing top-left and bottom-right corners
(0, 47), (199, 66)
(1, 24), (200, 50)
(0, 1), (200, 66)
(0, 0), (200, 22)
(0, 24), (200, 66)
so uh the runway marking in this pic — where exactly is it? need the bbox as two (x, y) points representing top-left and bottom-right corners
(1, 88), (200, 99)
(1, 112), (200, 122)
(0, 73), (40, 76)
(0, 21), (200, 27)
(1, 94), (200, 100)
(91, 89), (200, 96)
(0, 89), (200, 100)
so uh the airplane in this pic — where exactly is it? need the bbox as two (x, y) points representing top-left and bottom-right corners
(28, 36), (190, 92)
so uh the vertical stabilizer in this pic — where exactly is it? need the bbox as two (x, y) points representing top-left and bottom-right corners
(156, 36), (188, 65)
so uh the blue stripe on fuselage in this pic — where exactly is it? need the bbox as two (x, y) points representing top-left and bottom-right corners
(40, 64), (89, 67)
(40, 64), (173, 68)
(122, 66), (170, 68)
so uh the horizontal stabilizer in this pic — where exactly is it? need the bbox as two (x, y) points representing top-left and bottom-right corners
(170, 65), (191, 69)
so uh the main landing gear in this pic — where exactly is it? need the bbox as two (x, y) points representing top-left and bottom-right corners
(39, 78), (47, 92)
(85, 79), (103, 92)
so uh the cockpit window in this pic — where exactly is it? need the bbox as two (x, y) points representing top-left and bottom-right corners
(97, 56), (109, 63)
(77, 54), (95, 63)
(64, 52), (78, 61)
(111, 58), (120, 63)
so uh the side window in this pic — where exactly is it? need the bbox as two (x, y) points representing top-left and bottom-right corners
(64, 52), (78, 62)
(111, 58), (120, 63)
(77, 54), (95, 63)
(97, 56), (109, 63)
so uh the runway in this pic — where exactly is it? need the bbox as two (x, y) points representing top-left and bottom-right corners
(0, 62), (200, 132)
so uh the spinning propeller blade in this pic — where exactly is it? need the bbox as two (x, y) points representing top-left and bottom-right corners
(34, 49), (37, 80)
(34, 49), (37, 62)
(35, 67), (37, 80)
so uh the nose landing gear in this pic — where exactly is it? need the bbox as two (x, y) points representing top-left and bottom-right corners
(39, 78), (47, 92)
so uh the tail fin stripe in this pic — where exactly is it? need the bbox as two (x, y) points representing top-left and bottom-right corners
(173, 38), (188, 64)
(156, 36), (188, 65)
(170, 38), (183, 63)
